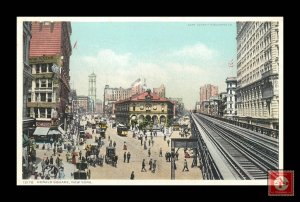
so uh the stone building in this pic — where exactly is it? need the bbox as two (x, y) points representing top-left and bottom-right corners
(236, 21), (279, 129)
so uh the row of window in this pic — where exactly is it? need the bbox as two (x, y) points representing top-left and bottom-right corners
(237, 102), (271, 116)
(27, 107), (52, 118)
(227, 104), (237, 109)
(238, 63), (272, 86)
(227, 96), (237, 102)
(28, 93), (53, 102)
(36, 79), (52, 88)
(31, 63), (54, 74)
(227, 83), (236, 88)
(238, 22), (273, 50)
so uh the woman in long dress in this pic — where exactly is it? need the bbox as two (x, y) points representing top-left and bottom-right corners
(72, 152), (77, 165)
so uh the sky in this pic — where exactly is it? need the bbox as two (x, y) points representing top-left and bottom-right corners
(70, 21), (237, 110)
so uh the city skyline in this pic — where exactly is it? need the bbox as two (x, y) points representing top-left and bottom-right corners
(70, 22), (237, 109)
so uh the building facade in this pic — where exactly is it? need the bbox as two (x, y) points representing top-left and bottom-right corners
(199, 84), (219, 112)
(103, 85), (131, 116)
(95, 99), (103, 114)
(236, 22), (279, 129)
(153, 84), (166, 98)
(22, 21), (35, 178)
(168, 97), (184, 117)
(195, 101), (201, 113)
(115, 90), (174, 126)
(200, 84), (219, 103)
(130, 78), (146, 96)
(76, 96), (92, 114)
(88, 72), (96, 112)
(69, 89), (77, 114)
(27, 21), (72, 127)
(23, 22), (33, 118)
(225, 77), (237, 118)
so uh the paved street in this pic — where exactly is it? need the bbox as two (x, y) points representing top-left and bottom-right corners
(33, 119), (202, 180)
(88, 125), (202, 180)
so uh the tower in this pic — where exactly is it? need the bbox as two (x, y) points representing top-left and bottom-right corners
(88, 72), (96, 112)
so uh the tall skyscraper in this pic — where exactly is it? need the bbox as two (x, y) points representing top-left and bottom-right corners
(199, 84), (219, 103)
(236, 21), (279, 129)
(88, 72), (96, 112)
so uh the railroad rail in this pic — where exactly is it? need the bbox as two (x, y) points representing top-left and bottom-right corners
(191, 113), (279, 180)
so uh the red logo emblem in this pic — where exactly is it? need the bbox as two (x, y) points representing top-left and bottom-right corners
(268, 170), (294, 196)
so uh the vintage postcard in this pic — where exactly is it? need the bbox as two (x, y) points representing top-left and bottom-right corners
(17, 17), (284, 186)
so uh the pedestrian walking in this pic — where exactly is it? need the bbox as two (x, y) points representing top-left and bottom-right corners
(50, 155), (53, 165)
(149, 159), (153, 170)
(182, 159), (189, 172)
(55, 156), (60, 167)
(41, 159), (45, 172)
(45, 157), (50, 166)
(79, 150), (82, 160)
(164, 134), (166, 141)
(148, 148), (151, 157)
(141, 159), (147, 172)
(144, 141), (147, 150)
(114, 155), (118, 167)
(130, 171), (135, 180)
(50, 137), (53, 148)
(53, 147), (56, 156)
(124, 151), (127, 163)
(192, 155), (197, 167)
(152, 160), (157, 173)
(127, 152), (131, 163)
(113, 141), (116, 148)
(148, 139), (151, 147)
(159, 148), (163, 157)
(140, 136), (143, 146)
(167, 139), (170, 147)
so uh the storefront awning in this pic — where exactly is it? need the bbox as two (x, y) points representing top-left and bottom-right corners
(48, 130), (61, 135)
(33, 127), (50, 136)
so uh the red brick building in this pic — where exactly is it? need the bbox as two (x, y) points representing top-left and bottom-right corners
(27, 21), (72, 127)
(199, 84), (218, 113)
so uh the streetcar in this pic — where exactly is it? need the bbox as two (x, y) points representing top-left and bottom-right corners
(99, 121), (108, 132)
(117, 124), (128, 136)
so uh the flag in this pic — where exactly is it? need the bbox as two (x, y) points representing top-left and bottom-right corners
(228, 59), (234, 68)
(132, 78), (141, 87)
(73, 41), (77, 49)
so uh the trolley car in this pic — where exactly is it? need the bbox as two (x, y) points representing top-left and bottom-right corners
(117, 124), (128, 136)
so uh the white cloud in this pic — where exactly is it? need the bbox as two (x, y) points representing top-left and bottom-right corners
(172, 43), (217, 60)
(82, 49), (131, 71)
(70, 45), (230, 109)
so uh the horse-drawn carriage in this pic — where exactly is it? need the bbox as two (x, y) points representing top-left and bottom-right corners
(105, 146), (116, 165)
(73, 162), (91, 179)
